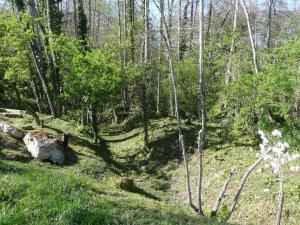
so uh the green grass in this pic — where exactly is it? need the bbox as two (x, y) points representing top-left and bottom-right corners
(0, 113), (299, 225)
(0, 160), (223, 225)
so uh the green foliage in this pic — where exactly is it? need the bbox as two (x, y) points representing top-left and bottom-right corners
(0, 14), (34, 83)
(225, 38), (300, 135)
(66, 48), (121, 110)
(176, 57), (199, 117)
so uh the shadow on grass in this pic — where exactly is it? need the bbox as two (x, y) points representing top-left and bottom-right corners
(145, 126), (199, 174)
(61, 199), (235, 225)
(104, 131), (141, 143)
(0, 160), (27, 174)
(130, 186), (161, 200)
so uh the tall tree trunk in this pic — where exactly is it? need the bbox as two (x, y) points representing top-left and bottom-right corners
(179, 0), (189, 60)
(177, 0), (182, 60)
(189, 0), (194, 53)
(123, 0), (127, 66)
(92, 0), (96, 40)
(154, 0), (198, 213)
(240, 0), (259, 74)
(46, 0), (62, 116)
(18, 0), (57, 117)
(77, 0), (88, 48)
(267, 0), (273, 48)
(168, 0), (175, 116)
(156, 0), (164, 115)
(89, 103), (100, 144)
(118, 0), (128, 112)
(88, 0), (92, 38)
(129, 0), (135, 63)
(30, 73), (43, 113)
(197, 0), (205, 216)
(206, 0), (213, 61)
(72, 0), (78, 36)
(142, 0), (149, 148)
(225, 0), (239, 84)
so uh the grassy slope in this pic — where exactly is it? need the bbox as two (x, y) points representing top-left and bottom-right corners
(0, 114), (299, 225)
(0, 114), (221, 225)
(169, 124), (300, 225)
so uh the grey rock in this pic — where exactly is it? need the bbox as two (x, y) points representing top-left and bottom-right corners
(23, 130), (65, 164)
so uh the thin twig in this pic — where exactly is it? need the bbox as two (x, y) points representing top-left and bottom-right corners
(276, 168), (284, 225)
(211, 168), (236, 217)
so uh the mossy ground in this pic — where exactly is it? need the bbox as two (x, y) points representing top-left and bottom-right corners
(0, 113), (299, 225)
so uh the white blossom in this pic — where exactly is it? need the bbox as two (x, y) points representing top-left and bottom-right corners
(257, 168), (263, 173)
(272, 129), (282, 138)
(290, 166), (300, 172)
(264, 164), (270, 169)
(263, 188), (270, 193)
(258, 129), (299, 175)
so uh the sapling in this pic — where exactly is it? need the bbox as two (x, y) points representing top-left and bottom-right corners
(225, 129), (299, 224)
(256, 129), (299, 225)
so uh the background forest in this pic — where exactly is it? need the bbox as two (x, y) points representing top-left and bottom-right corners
(0, 0), (300, 224)
(1, 0), (300, 141)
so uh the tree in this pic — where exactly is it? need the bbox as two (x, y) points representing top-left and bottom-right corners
(197, 0), (205, 216)
(267, 0), (273, 48)
(240, 0), (259, 74)
(77, 0), (88, 49)
(141, 0), (149, 147)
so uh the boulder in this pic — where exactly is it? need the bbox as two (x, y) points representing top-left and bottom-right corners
(0, 123), (24, 139)
(23, 130), (65, 164)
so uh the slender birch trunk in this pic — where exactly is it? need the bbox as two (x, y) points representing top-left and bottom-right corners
(154, 0), (198, 213)
(225, 0), (239, 84)
(142, 0), (149, 147)
(206, 0), (212, 61)
(197, 0), (205, 216)
(240, 0), (259, 74)
(156, 0), (164, 114)
(168, 0), (175, 116)
(177, 0), (182, 60)
(189, 0), (194, 53)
